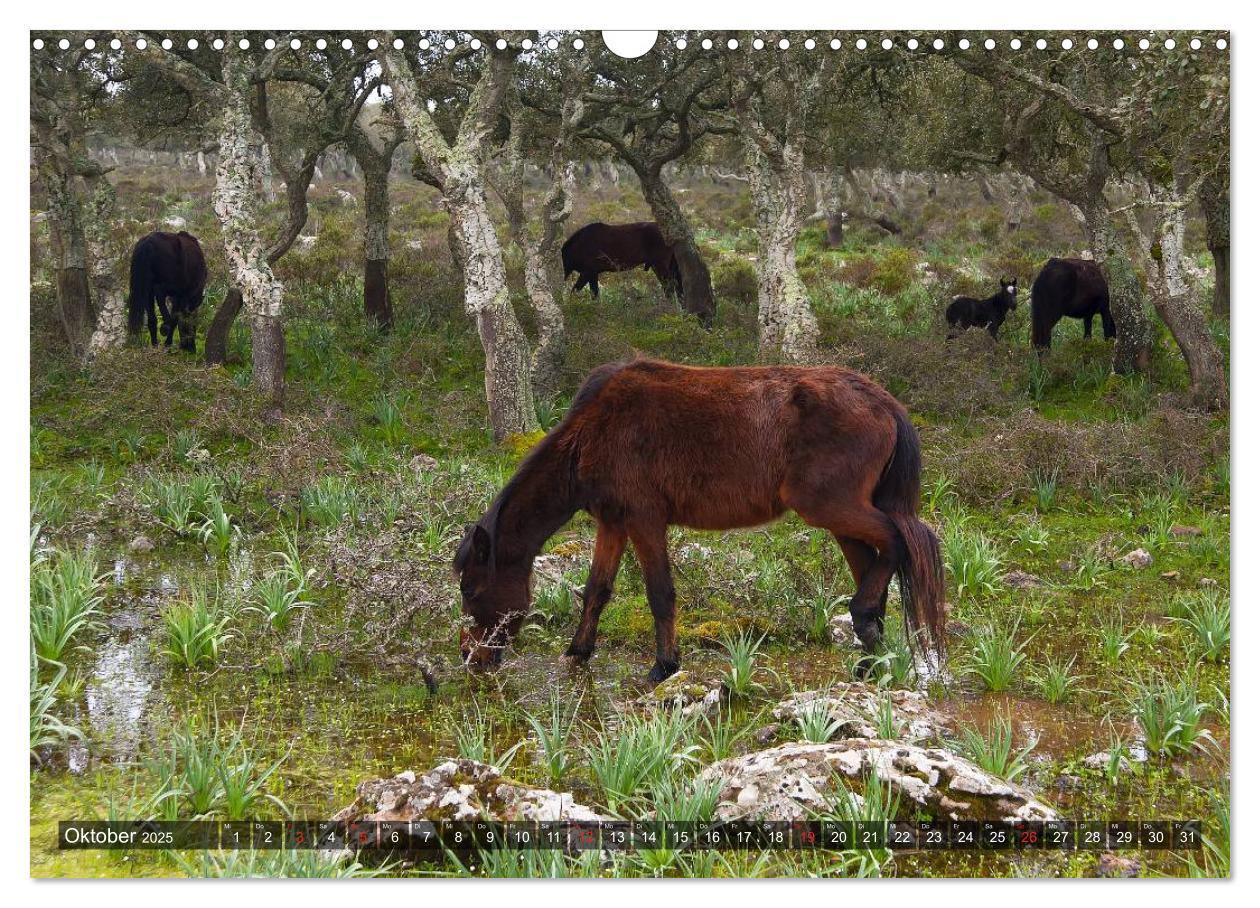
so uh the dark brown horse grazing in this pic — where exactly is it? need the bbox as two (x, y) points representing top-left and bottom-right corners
(127, 231), (208, 352)
(454, 358), (946, 682)
(561, 222), (682, 299)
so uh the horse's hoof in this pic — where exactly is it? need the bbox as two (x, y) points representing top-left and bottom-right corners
(558, 653), (590, 670)
(646, 661), (680, 684)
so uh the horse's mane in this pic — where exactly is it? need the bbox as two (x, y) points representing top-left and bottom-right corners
(454, 359), (631, 575)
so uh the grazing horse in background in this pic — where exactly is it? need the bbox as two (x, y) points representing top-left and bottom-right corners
(453, 357), (946, 682)
(127, 231), (208, 352)
(946, 278), (1018, 339)
(1031, 257), (1114, 349)
(561, 222), (682, 300)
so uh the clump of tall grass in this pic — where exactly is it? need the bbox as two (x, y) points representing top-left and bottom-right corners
(172, 848), (386, 878)
(454, 701), (523, 771)
(796, 698), (845, 743)
(801, 583), (845, 644)
(868, 632), (915, 689)
(524, 689), (582, 786)
(30, 651), (82, 764)
(1097, 617), (1134, 664)
(141, 473), (220, 537)
(300, 475), (361, 526)
(699, 707), (752, 761)
(816, 772), (900, 877)
(584, 710), (700, 815)
(956, 713), (1037, 782)
(1032, 469), (1058, 512)
(531, 576), (577, 627)
(30, 547), (104, 661)
(198, 496), (238, 557)
(160, 585), (233, 670)
(174, 428), (204, 462)
(962, 623), (1028, 692)
(1132, 673), (1214, 758)
(156, 719), (289, 820)
(246, 573), (312, 633)
(372, 392), (407, 446)
(1176, 592), (1230, 663)
(719, 628), (767, 698)
(941, 519), (1003, 599)
(1030, 655), (1080, 704)
(31, 474), (71, 526)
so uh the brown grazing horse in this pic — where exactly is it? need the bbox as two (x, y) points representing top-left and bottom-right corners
(561, 221), (682, 299)
(127, 230), (208, 352)
(454, 358), (946, 682)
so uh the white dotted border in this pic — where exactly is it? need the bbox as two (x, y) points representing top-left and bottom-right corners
(29, 32), (1230, 54)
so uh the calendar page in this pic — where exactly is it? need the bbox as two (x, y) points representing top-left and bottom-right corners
(28, 27), (1230, 880)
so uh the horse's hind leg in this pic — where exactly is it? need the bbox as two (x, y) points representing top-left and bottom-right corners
(156, 296), (175, 346)
(627, 522), (681, 682)
(1083, 313), (1094, 338)
(564, 521), (627, 664)
(146, 299), (158, 346)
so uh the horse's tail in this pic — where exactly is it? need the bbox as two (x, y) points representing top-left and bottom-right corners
(874, 407), (947, 660)
(126, 240), (150, 336)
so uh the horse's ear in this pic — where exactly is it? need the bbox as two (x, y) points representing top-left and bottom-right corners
(471, 525), (492, 565)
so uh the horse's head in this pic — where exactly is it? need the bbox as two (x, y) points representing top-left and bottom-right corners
(1001, 277), (1018, 309)
(453, 523), (531, 669)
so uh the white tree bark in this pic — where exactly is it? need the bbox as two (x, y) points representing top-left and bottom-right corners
(381, 38), (539, 440)
(747, 140), (818, 362)
(85, 178), (127, 357)
(212, 42), (286, 403)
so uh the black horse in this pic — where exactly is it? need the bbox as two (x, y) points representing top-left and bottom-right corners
(127, 231), (208, 352)
(945, 278), (1018, 339)
(561, 222), (682, 299)
(1030, 257), (1114, 349)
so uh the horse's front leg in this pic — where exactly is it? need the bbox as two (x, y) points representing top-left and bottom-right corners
(563, 521), (627, 663)
(628, 524), (680, 683)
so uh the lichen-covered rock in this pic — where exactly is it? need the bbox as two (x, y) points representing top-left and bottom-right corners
(772, 684), (950, 743)
(1001, 570), (1044, 590)
(1121, 548), (1153, 569)
(640, 670), (724, 717)
(129, 535), (155, 553)
(333, 759), (608, 823)
(698, 740), (1058, 823)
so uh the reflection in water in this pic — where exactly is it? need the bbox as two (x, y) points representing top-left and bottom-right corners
(84, 632), (154, 766)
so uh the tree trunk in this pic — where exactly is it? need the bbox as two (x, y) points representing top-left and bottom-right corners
(33, 143), (95, 357)
(1082, 201), (1153, 374)
(203, 287), (244, 365)
(211, 48), (286, 405)
(1126, 188), (1227, 410)
(1199, 172), (1230, 318)
(450, 187), (539, 439)
(85, 177), (127, 357)
(747, 142), (818, 362)
(362, 160), (394, 329)
(637, 169), (716, 325)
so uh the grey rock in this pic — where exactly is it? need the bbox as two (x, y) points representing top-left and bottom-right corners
(640, 670), (724, 717)
(129, 535), (155, 553)
(1001, 570), (1043, 590)
(699, 740), (1059, 823)
(1121, 548), (1153, 570)
(334, 759), (607, 823)
(772, 684), (950, 743)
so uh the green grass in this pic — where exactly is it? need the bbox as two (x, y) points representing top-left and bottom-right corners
(523, 688), (582, 786)
(1132, 673), (1214, 758)
(942, 519), (1003, 599)
(300, 475), (361, 526)
(160, 585), (233, 670)
(1177, 591), (1230, 663)
(795, 698), (844, 743)
(956, 713), (1037, 782)
(30, 547), (103, 662)
(719, 629), (768, 698)
(1029, 655), (1080, 704)
(584, 710), (700, 815)
(963, 623), (1028, 692)
(246, 573), (312, 633)
(30, 651), (83, 763)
